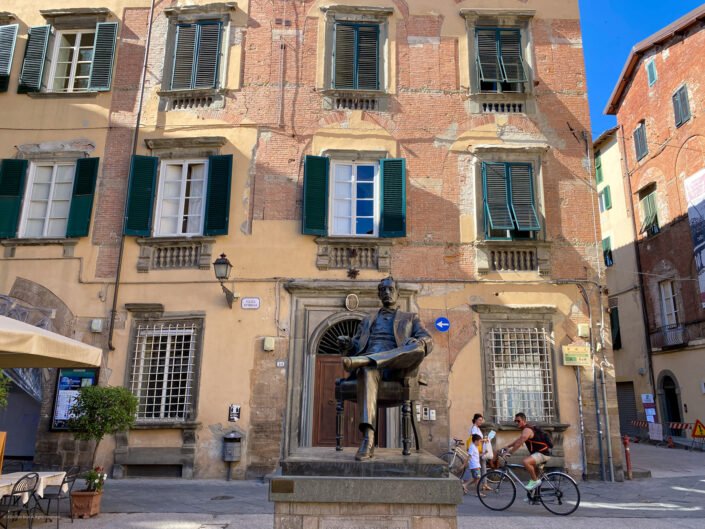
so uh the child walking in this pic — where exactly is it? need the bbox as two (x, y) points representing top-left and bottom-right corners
(462, 434), (483, 494)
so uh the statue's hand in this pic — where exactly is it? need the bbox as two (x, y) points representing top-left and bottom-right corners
(403, 337), (419, 346)
(337, 335), (353, 352)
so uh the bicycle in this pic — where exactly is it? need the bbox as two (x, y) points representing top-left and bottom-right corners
(476, 448), (580, 516)
(440, 438), (468, 478)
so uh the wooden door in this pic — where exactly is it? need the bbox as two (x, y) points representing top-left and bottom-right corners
(312, 354), (386, 447)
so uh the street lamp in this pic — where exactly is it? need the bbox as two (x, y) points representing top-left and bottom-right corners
(213, 253), (237, 308)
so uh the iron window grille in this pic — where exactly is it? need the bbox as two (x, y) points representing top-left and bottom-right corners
(485, 326), (555, 423)
(130, 322), (198, 422)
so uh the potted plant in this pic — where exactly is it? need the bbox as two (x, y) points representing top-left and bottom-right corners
(67, 386), (137, 518)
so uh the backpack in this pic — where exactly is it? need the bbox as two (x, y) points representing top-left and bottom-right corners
(528, 425), (553, 453)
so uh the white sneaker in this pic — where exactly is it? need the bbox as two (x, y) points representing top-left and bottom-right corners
(526, 479), (542, 490)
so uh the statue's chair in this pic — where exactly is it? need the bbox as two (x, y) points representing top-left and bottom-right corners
(334, 370), (424, 455)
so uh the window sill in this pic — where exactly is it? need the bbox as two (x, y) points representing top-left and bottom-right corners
(2, 238), (78, 258)
(476, 239), (550, 275)
(158, 88), (225, 111)
(321, 89), (389, 112)
(25, 91), (100, 99)
(132, 421), (200, 430)
(315, 237), (393, 272)
(136, 236), (216, 272)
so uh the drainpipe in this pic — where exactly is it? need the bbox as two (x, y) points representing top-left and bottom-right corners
(107, 0), (156, 351)
(574, 366), (588, 481)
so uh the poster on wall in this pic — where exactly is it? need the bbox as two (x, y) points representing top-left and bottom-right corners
(51, 369), (98, 430)
(684, 168), (705, 308)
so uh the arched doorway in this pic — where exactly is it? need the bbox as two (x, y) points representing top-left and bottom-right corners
(311, 317), (387, 447)
(659, 373), (683, 436)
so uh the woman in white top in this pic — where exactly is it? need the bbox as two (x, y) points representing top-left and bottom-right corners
(469, 413), (490, 481)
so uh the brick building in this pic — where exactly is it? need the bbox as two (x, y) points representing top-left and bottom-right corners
(605, 4), (705, 438)
(0, 0), (621, 480)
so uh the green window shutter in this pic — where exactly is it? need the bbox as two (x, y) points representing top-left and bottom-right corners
(499, 29), (526, 83)
(634, 123), (648, 160)
(476, 28), (501, 82)
(0, 159), (28, 239)
(380, 158), (406, 238)
(88, 22), (118, 91)
(18, 25), (50, 93)
(193, 22), (221, 89)
(0, 24), (19, 93)
(604, 185), (612, 210)
(302, 155), (329, 235)
(204, 154), (232, 236)
(66, 158), (99, 237)
(172, 24), (198, 90)
(508, 163), (540, 231)
(680, 87), (691, 123)
(610, 307), (622, 350)
(595, 153), (603, 184)
(483, 162), (514, 231)
(602, 237), (613, 267)
(124, 155), (158, 236)
(334, 23), (355, 89)
(356, 25), (378, 90)
(646, 60), (657, 86)
(673, 91), (683, 126)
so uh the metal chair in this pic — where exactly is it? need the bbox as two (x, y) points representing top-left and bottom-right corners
(36, 466), (80, 527)
(0, 472), (39, 529)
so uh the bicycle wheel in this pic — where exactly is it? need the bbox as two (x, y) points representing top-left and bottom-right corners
(538, 472), (580, 515)
(440, 452), (465, 478)
(477, 471), (516, 511)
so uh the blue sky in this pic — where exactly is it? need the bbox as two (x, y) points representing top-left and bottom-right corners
(579, 0), (704, 137)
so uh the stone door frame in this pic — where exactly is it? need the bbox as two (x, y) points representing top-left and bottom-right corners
(283, 280), (419, 456)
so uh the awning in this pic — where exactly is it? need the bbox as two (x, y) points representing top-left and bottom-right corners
(0, 316), (102, 368)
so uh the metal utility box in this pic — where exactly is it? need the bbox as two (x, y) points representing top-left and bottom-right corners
(222, 432), (242, 462)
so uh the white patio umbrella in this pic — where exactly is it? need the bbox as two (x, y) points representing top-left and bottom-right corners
(0, 316), (102, 368)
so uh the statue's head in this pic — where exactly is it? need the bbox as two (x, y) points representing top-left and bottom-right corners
(377, 276), (398, 308)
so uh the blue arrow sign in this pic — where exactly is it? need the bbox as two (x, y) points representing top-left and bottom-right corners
(435, 317), (450, 332)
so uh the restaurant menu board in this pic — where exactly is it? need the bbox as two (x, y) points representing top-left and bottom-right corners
(51, 369), (98, 430)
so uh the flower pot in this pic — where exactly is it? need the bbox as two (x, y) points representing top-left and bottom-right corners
(70, 490), (103, 518)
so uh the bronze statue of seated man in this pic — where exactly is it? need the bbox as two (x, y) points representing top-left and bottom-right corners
(338, 276), (433, 461)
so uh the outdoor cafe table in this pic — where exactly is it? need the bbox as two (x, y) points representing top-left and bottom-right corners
(0, 471), (67, 503)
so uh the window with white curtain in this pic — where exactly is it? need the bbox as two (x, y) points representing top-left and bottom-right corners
(485, 326), (555, 423)
(659, 280), (679, 327)
(330, 161), (379, 237)
(155, 160), (208, 236)
(19, 162), (75, 238)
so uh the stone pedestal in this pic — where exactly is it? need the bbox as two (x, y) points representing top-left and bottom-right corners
(269, 448), (462, 529)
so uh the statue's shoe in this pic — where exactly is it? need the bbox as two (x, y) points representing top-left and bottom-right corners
(342, 356), (371, 371)
(355, 437), (375, 461)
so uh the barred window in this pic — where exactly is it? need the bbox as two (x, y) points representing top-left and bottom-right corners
(130, 322), (199, 422)
(485, 327), (555, 423)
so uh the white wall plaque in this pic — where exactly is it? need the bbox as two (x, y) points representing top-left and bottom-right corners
(241, 297), (260, 309)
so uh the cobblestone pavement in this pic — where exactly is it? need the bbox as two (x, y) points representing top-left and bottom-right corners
(26, 442), (704, 528)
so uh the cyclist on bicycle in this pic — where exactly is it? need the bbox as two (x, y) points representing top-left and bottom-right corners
(500, 412), (551, 491)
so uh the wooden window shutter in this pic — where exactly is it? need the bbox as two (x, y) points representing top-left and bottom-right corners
(476, 29), (501, 82)
(88, 22), (118, 91)
(193, 22), (221, 89)
(0, 24), (19, 93)
(603, 185), (612, 210)
(602, 237), (613, 267)
(595, 153), (603, 184)
(171, 24), (198, 90)
(333, 23), (355, 89)
(380, 158), (406, 238)
(302, 155), (329, 235)
(18, 25), (50, 93)
(483, 162), (514, 231)
(356, 25), (378, 90)
(499, 29), (526, 83)
(204, 154), (232, 236)
(66, 158), (100, 237)
(0, 159), (28, 238)
(610, 307), (622, 350)
(634, 124), (648, 160)
(509, 163), (540, 231)
(124, 155), (158, 236)
(680, 87), (691, 123)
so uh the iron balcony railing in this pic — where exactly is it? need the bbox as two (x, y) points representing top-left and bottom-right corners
(650, 324), (687, 349)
